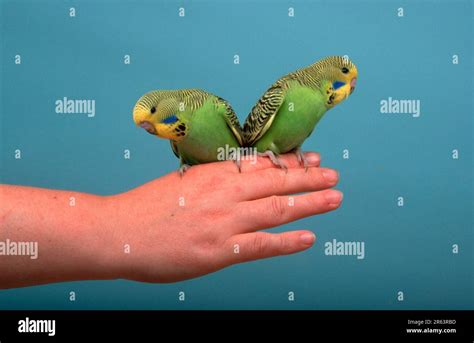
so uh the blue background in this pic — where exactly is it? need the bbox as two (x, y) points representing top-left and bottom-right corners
(0, 0), (472, 309)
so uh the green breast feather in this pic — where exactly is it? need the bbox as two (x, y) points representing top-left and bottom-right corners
(175, 96), (243, 165)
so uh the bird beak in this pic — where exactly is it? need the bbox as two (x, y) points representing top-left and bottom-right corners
(139, 121), (157, 135)
(350, 77), (357, 94)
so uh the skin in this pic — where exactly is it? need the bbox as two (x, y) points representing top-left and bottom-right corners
(0, 152), (343, 289)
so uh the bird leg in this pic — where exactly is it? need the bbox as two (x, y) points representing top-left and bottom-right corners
(258, 150), (288, 171)
(228, 148), (242, 173)
(178, 163), (191, 177)
(293, 147), (308, 171)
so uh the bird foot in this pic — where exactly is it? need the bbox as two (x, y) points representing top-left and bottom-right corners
(293, 147), (308, 172)
(258, 150), (288, 172)
(178, 164), (191, 177)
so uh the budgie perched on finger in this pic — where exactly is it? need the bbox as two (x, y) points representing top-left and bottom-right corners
(133, 89), (243, 175)
(242, 56), (358, 169)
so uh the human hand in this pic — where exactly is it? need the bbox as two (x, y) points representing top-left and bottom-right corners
(105, 152), (343, 283)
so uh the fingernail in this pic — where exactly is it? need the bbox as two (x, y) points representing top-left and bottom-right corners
(300, 232), (316, 245)
(322, 169), (339, 183)
(305, 153), (320, 165)
(325, 190), (343, 205)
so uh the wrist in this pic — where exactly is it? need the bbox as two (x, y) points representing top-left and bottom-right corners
(96, 193), (136, 281)
(53, 193), (118, 283)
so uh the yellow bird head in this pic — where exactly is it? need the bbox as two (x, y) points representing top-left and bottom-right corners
(132, 91), (186, 141)
(310, 56), (358, 108)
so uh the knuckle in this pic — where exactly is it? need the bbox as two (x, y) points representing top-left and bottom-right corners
(269, 195), (286, 219)
(203, 205), (229, 219)
(277, 234), (289, 253)
(194, 235), (222, 266)
(198, 231), (219, 249)
(252, 233), (268, 255)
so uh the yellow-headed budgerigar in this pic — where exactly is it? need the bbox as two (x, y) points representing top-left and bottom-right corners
(242, 56), (358, 169)
(133, 89), (243, 174)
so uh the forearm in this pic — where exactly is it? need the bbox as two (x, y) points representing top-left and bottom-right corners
(0, 185), (116, 289)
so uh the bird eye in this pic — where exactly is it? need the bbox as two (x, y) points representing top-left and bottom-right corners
(341, 67), (349, 74)
(150, 107), (156, 114)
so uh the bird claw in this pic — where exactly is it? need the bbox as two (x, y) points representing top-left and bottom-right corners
(178, 164), (191, 177)
(258, 150), (288, 172)
(294, 147), (308, 172)
(229, 149), (242, 173)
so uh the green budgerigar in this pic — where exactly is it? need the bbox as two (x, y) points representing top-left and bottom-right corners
(133, 89), (243, 174)
(243, 56), (358, 169)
